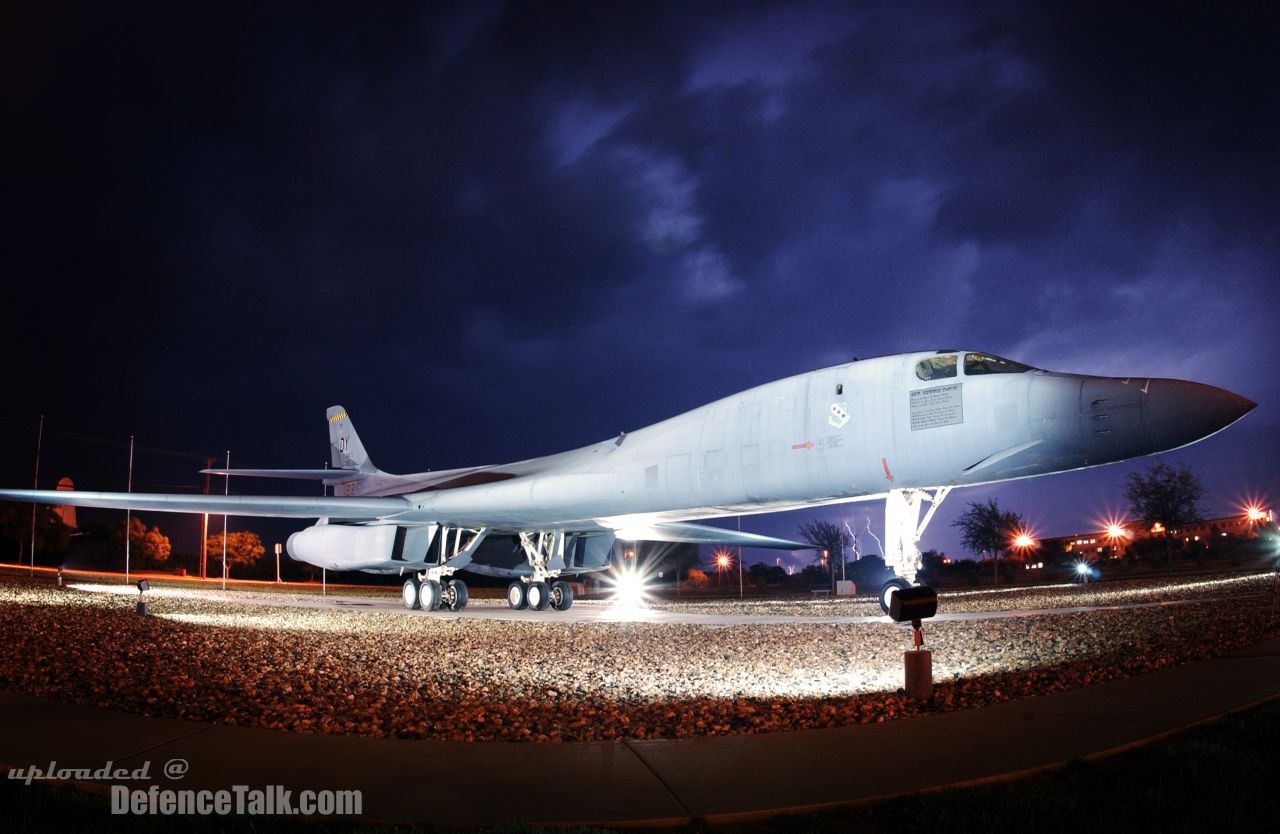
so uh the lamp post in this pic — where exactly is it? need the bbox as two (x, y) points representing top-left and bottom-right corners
(1105, 523), (1127, 560)
(736, 516), (743, 600)
(715, 551), (730, 587)
(125, 435), (134, 584)
(30, 415), (43, 576)
(274, 542), (282, 583)
(221, 450), (229, 591)
(1010, 530), (1036, 580)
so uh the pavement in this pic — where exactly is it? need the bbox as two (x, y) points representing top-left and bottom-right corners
(64, 578), (1263, 625)
(4, 636), (1280, 827)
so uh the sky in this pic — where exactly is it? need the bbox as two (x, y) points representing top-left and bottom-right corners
(3, 1), (1278, 567)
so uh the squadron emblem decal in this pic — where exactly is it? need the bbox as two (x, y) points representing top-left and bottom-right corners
(828, 402), (850, 429)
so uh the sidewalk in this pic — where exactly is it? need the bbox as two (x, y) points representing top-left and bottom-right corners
(4, 637), (1280, 827)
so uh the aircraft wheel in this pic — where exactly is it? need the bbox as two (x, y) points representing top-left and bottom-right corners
(879, 577), (911, 615)
(527, 581), (550, 611)
(507, 581), (528, 610)
(550, 580), (574, 611)
(401, 578), (421, 610)
(420, 579), (442, 611)
(448, 579), (469, 611)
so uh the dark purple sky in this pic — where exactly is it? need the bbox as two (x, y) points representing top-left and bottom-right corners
(4, 2), (1278, 566)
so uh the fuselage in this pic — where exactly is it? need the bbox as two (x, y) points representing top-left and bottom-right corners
(371, 350), (1254, 532)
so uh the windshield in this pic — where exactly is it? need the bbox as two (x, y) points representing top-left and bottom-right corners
(964, 352), (1034, 375)
(915, 354), (958, 381)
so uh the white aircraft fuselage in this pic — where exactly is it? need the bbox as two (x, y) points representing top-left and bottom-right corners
(0, 349), (1254, 612)
(350, 349), (1252, 529)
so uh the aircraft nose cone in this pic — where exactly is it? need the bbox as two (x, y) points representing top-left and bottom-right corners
(1143, 379), (1256, 452)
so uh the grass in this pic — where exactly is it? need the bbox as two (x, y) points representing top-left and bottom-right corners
(4, 698), (1280, 833)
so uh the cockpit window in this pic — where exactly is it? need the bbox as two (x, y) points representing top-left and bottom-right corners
(964, 352), (1034, 375)
(915, 354), (958, 381)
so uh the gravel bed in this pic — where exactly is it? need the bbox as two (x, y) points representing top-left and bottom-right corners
(2, 574), (1278, 743)
(652, 571), (1280, 617)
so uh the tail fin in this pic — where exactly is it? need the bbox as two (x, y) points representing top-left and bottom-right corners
(327, 406), (379, 473)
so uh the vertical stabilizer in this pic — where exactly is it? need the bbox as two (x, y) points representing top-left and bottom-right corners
(326, 406), (378, 473)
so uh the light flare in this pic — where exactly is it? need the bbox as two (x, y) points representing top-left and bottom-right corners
(603, 561), (653, 609)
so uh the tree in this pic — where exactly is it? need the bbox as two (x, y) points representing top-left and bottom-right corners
(205, 530), (266, 573)
(127, 516), (171, 567)
(0, 501), (70, 564)
(952, 499), (1023, 583)
(1125, 461), (1205, 564)
(797, 519), (849, 588)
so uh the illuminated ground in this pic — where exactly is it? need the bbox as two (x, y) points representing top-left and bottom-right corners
(1, 572), (1278, 742)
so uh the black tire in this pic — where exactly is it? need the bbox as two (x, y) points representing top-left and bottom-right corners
(401, 578), (421, 610)
(420, 579), (442, 611)
(528, 580), (550, 611)
(449, 579), (469, 611)
(507, 581), (528, 610)
(879, 577), (911, 615)
(550, 580), (574, 611)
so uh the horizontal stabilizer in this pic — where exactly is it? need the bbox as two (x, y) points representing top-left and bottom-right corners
(0, 489), (411, 521)
(615, 521), (813, 550)
(200, 468), (368, 481)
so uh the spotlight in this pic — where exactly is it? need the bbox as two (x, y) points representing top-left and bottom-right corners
(611, 565), (649, 608)
(136, 579), (150, 616)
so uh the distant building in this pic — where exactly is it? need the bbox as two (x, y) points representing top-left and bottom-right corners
(1042, 508), (1275, 560)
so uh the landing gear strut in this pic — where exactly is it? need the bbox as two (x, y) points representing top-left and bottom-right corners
(404, 524), (488, 613)
(505, 531), (576, 613)
(879, 486), (951, 614)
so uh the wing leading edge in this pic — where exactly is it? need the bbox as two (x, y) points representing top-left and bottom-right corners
(0, 489), (412, 520)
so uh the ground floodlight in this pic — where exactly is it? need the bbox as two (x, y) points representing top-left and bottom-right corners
(888, 585), (938, 624)
(1075, 563), (1090, 576)
(612, 566), (648, 607)
(136, 579), (150, 593)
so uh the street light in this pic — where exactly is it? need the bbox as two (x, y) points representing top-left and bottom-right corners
(1103, 520), (1129, 560)
(713, 549), (731, 586)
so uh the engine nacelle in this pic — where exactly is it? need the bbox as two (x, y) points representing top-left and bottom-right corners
(286, 524), (398, 570)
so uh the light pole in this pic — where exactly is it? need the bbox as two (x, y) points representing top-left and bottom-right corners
(736, 516), (743, 599)
(1105, 523), (1127, 560)
(1010, 531), (1035, 578)
(274, 542), (282, 583)
(715, 551), (730, 587)
(221, 450), (229, 591)
(124, 436), (134, 584)
(30, 415), (43, 576)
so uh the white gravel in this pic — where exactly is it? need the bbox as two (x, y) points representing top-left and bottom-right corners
(2, 571), (1277, 742)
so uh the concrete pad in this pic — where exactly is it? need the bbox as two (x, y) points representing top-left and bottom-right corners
(1, 697), (688, 827)
(0, 693), (212, 774)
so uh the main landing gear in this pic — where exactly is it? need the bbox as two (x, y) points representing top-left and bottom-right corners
(402, 576), (469, 612)
(401, 524), (486, 613)
(505, 531), (576, 613)
(506, 579), (574, 612)
(878, 486), (950, 614)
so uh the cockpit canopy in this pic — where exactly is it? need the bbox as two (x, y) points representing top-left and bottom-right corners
(915, 352), (1035, 381)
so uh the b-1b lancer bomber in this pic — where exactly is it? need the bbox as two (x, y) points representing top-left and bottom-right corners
(0, 350), (1255, 613)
